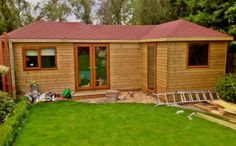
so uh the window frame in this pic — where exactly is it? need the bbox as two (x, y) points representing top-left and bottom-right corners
(22, 46), (57, 71)
(187, 42), (210, 68)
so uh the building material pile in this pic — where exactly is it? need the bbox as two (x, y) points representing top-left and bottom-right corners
(195, 112), (236, 130)
(154, 90), (236, 129)
(193, 100), (236, 123)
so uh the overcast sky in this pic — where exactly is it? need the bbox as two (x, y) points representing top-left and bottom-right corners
(26, 0), (41, 5)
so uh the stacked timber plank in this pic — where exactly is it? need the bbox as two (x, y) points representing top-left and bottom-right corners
(193, 100), (236, 123)
(195, 112), (236, 130)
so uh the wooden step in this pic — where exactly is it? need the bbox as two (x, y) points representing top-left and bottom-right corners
(71, 90), (106, 100)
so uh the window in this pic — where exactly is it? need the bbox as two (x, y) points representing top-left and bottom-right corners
(23, 47), (56, 70)
(188, 43), (209, 67)
(25, 49), (39, 68)
(41, 48), (56, 68)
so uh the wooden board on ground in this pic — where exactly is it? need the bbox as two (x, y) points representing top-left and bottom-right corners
(195, 112), (236, 130)
(212, 100), (236, 113)
(193, 103), (213, 112)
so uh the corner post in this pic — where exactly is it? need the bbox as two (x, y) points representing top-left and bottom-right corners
(3, 32), (13, 94)
(9, 40), (16, 96)
(0, 38), (7, 91)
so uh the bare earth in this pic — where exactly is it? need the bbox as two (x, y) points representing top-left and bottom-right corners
(78, 90), (157, 104)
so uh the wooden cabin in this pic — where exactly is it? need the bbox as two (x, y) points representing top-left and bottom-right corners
(0, 19), (233, 96)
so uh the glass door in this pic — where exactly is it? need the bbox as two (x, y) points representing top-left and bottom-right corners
(94, 45), (109, 88)
(75, 44), (109, 90)
(77, 45), (92, 89)
(148, 44), (156, 90)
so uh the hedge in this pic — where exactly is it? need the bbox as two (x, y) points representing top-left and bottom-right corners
(0, 98), (29, 146)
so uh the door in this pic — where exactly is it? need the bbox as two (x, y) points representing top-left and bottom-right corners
(148, 44), (156, 91)
(75, 44), (110, 90)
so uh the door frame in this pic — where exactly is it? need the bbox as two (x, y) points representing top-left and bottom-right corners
(74, 43), (110, 91)
(147, 43), (157, 92)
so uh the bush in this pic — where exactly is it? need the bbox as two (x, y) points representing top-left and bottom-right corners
(0, 92), (16, 124)
(215, 74), (236, 103)
(0, 97), (29, 146)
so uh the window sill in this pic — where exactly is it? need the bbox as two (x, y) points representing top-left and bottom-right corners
(187, 65), (209, 68)
(24, 68), (57, 71)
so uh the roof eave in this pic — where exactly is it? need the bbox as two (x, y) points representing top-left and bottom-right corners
(8, 39), (140, 43)
(140, 36), (234, 42)
(8, 36), (234, 43)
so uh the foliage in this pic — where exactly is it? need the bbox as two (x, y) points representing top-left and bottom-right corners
(69, 0), (94, 24)
(97, 0), (132, 24)
(215, 74), (236, 103)
(0, 92), (15, 124)
(0, 65), (9, 75)
(0, 0), (33, 35)
(0, 97), (29, 146)
(185, 0), (236, 38)
(34, 0), (94, 23)
(34, 0), (71, 21)
(131, 0), (180, 24)
(28, 80), (37, 86)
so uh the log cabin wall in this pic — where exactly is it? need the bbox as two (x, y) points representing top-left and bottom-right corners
(109, 43), (142, 90)
(166, 42), (227, 91)
(13, 42), (75, 93)
(12, 41), (228, 94)
(156, 42), (168, 92)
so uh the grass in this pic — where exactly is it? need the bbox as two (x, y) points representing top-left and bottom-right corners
(14, 101), (236, 146)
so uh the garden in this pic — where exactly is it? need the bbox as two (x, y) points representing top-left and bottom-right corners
(12, 102), (236, 146)
(0, 65), (236, 146)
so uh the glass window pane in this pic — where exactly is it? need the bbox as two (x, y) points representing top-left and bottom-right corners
(78, 47), (91, 87)
(95, 46), (107, 86)
(41, 48), (56, 68)
(188, 43), (208, 66)
(26, 49), (38, 68)
(26, 49), (38, 56)
(41, 48), (55, 56)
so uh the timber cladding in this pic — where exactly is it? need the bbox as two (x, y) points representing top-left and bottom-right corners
(109, 43), (142, 90)
(13, 42), (75, 93)
(156, 42), (168, 92)
(166, 42), (227, 91)
(140, 43), (148, 91)
(12, 41), (228, 94)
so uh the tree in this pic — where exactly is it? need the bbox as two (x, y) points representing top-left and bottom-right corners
(96, 0), (131, 25)
(185, 0), (236, 38)
(0, 0), (33, 34)
(96, 0), (113, 24)
(131, 0), (188, 25)
(35, 0), (71, 21)
(69, 0), (94, 24)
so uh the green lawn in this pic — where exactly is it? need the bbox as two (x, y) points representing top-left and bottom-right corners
(14, 101), (236, 146)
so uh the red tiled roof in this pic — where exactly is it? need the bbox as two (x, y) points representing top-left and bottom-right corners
(7, 19), (230, 40)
